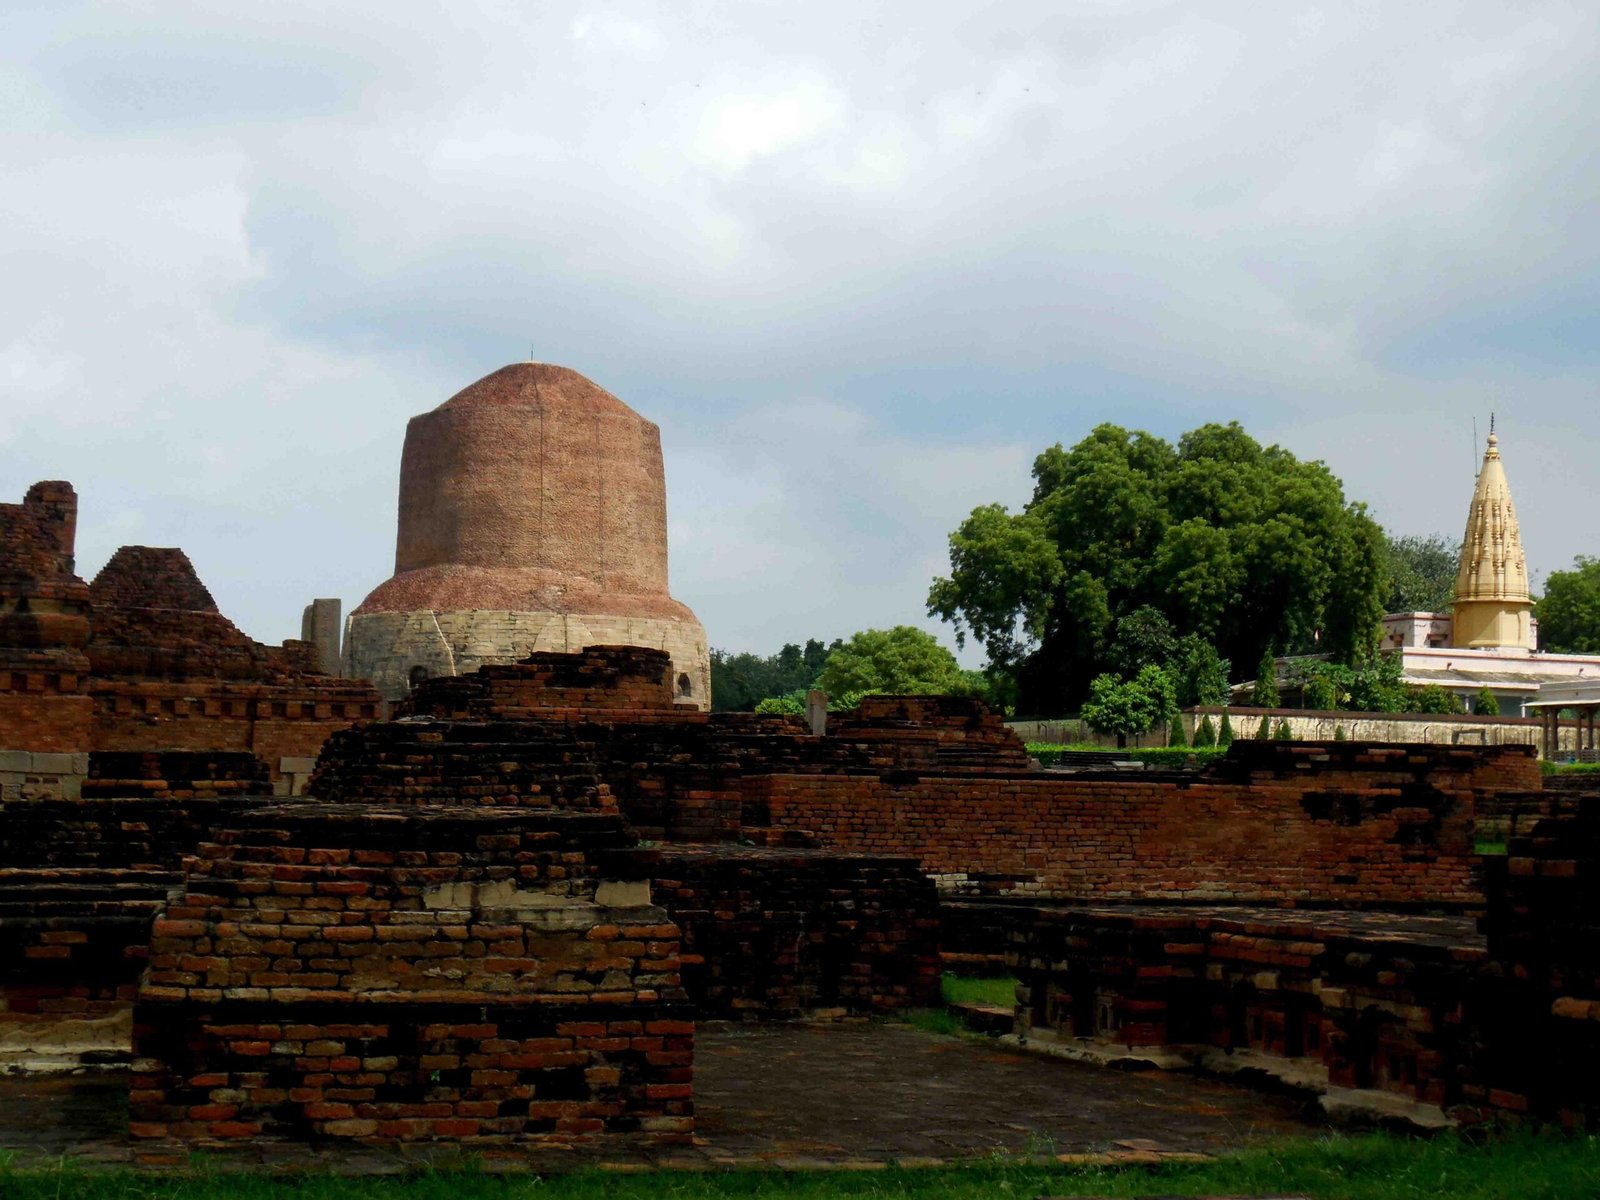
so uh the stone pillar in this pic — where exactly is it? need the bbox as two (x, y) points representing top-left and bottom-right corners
(299, 598), (342, 674)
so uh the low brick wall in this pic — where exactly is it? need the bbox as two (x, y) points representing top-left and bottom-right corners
(752, 742), (1534, 908)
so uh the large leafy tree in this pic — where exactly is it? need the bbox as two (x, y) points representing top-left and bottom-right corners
(815, 625), (977, 699)
(1539, 556), (1600, 653)
(929, 422), (1388, 713)
(1384, 533), (1459, 613)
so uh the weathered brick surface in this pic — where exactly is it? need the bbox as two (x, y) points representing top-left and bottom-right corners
(756, 744), (1535, 909)
(1006, 904), (1488, 1112)
(637, 845), (941, 1018)
(131, 804), (693, 1145)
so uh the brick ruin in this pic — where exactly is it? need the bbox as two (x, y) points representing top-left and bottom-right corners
(3, 477), (1600, 1144)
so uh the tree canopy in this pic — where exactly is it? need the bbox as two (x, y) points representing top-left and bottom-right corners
(1384, 533), (1459, 613)
(1538, 556), (1600, 654)
(928, 422), (1388, 713)
(815, 625), (979, 700)
(710, 639), (837, 712)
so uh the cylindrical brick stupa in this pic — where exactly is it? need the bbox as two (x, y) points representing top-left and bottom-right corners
(344, 363), (710, 705)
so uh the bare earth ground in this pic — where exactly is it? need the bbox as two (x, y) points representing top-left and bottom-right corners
(0, 1021), (1324, 1172)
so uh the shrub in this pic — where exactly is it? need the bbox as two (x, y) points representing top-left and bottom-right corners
(1476, 687), (1500, 716)
(1256, 713), (1272, 740)
(1218, 710), (1235, 746)
(1250, 648), (1280, 708)
(1168, 710), (1188, 748)
(1334, 724), (1347, 741)
(1274, 718), (1294, 740)
(1194, 715), (1217, 747)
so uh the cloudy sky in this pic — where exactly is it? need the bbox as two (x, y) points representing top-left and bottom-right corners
(4, 2), (1597, 663)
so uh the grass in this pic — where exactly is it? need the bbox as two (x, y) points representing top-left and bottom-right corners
(1, 1132), (1597, 1199)
(940, 974), (1017, 1008)
(1026, 743), (1227, 769)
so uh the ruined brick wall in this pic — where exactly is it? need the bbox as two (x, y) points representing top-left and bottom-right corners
(1006, 904), (1490, 1119)
(639, 846), (941, 1019)
(86, 546), (381, 783)
(0, 482), (92, 764)
(753, 743), (1532, 908)
(131, 805), (693, 1145)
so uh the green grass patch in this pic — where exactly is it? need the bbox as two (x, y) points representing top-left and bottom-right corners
(1026, 743), (1227, 769)
(940, 973), (1016, 1008)
(1474, 840), (1508, 856)
(1, 1132), (1597, 1199)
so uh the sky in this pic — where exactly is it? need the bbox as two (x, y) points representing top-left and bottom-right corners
(4, 1), (1598, 665)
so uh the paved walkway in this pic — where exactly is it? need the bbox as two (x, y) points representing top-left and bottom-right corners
(0, 1021), (1323, 1172)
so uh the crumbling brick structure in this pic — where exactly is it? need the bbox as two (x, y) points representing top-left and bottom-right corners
(0, 482), (92, 801)
(86, 545), (380, 790)
(131, 804), (692, 1145)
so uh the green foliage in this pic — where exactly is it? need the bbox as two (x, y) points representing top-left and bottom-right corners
(1334, 724), (1348, 741)
(815, 626), (977, 700)
(1250, 647), (1280, 707)
(1384, 532), (1459, 613)
(753, 691), (806, 715)
(710, 638), (837, 711)
(1194, 714), (1217, 747)
(1475, 687), (1501, 716)
(1079, 665), (1174, 746)
(1274, 718), (1294, 740)
(1538, 555), (1600, 653)
(1411, 683), (1465, 715)
(1302, 667), (1341, 711)
(1167, 709), (1188, 748)
(929, 421), (1389, 714)
(1256, 713), (1272, 739)
(1346, 652), (1409, 713)
(1218, 709), (1235, 745)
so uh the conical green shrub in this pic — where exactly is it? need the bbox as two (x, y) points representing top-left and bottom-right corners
(1194, 715), (1217, 747)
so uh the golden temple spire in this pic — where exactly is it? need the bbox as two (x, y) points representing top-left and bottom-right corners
(1451, 423), (1534, 651)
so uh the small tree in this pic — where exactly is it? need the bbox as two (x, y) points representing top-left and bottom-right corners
(1256, 713), (1272, 740)
(1250, 648), (1280, 708)
(1475, 687), (1500, 716)
(1333, 724), (1347, 741)
(1274, 718), (1294, 741)
(1168, 708), (1188, 748)
(1302, 668), (1341, 712)
(1218, 710), (1235, 746)
(1194, 714), (1217, 747)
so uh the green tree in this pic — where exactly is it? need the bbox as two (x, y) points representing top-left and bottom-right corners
(1383, 533), (1460, 613)
(1410, 684), (1463, 715)
(1080, 665), (1173, 749)
(1250, 648), (1280, 708)
(1345, 652), (1409, 713)
(1168, 707), (1188, 748)
(1218, 711), (1235, 746)
(1194, 714), (1217, 747)
(929, 422), (1388, 714)
(1274, 718), (1294, 740)
(753, 692), (806, 715)
(1256, 713), (1272, 740)
(1475, 687), (1500, 716)
(1538, 557), (1600, 654)
(710, 638), (839, 711)
(1301, 666), (1339, 711)
(1333, 724), (1347, 741)
(815, 626), (973, 700)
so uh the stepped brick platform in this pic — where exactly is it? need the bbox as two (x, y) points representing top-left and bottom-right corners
(131, 804), (692, 1146)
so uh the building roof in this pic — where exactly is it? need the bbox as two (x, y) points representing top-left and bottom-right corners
(1455, 431), (1530, 605)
